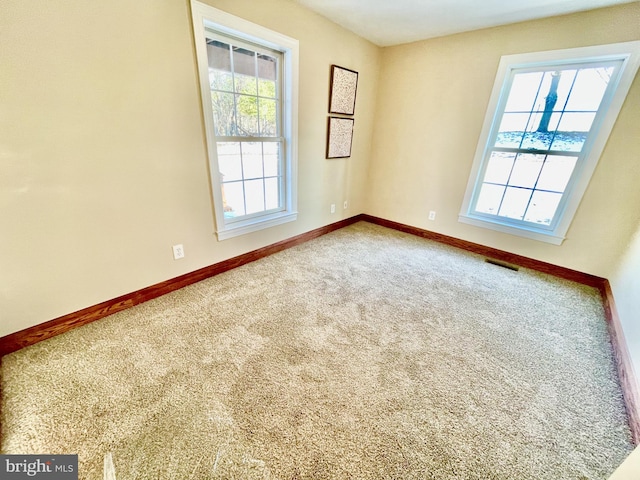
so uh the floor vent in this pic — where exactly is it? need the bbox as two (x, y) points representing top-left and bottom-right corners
(485, 258), (520, 271)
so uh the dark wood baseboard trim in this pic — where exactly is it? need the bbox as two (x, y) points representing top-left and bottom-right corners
(360, 214), (605, 287)
(362, 214), (640, 444)
(0, 216), (361, 357)
(3, 212), (639, 444)
(601, 280), (640, 445)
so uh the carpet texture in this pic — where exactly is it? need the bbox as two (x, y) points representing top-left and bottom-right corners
(1, 222), (633, 479)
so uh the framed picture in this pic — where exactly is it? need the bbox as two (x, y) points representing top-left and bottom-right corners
(329, 65), (358, 115)
(326, 117), (354, 159)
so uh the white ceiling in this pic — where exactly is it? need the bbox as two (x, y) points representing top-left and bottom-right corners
(293, 0), (637, 46)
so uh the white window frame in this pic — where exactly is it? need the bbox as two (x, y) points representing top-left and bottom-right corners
(191, 1), (299, 241)
(459, 41), (640, 245)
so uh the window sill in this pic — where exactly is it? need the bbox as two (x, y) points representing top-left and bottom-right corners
(217, 211), (298, 241)
(458, 214), (565, 245)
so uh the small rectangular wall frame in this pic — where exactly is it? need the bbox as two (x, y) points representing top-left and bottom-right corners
(329, 65), (358, 115)
(326, 116), (354, 159)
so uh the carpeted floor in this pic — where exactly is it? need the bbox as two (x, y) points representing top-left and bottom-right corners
(0, 222), (633, 479)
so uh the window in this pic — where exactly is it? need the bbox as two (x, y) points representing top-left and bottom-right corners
(191, 1), (299, 240)
(460, 42), (640, 245)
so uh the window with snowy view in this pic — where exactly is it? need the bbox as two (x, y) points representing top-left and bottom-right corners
(459, 42), (640, 244)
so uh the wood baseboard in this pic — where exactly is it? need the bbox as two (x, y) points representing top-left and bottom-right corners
(360, 214), (605, 287)
(601, 280), (640, 445)
(3, 212), (638, 444)
(0, 216), (360, 357)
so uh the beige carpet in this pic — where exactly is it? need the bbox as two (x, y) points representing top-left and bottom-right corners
(1, 222), (633, 479)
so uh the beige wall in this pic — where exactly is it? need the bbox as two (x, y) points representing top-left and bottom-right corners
(608, 444), (640, 479)
(367, 3), (640, 277)
(611, 223), (640, 380)
(0, 0), (380, 336)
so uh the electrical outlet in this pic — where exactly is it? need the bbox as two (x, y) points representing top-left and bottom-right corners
(330, 204), (336, 214)
(343, 201), (348, 209)
(172, 244), (185, 260)
(428, 211), (436, 221)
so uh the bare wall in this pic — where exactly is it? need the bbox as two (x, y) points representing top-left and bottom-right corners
(0, 0), (380, 336)
(611, 221), (640, 383)
(366, 3), (640, 278)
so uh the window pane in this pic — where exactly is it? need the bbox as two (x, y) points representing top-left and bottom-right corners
(565, 67), (613, 112)
(498, 187), (532, 220)
(557, 112), (596, 132)
(495, 114), (526, 148)
(257, 54), (277, 81)
(265, 177), (280, 210)
(222, 181), (245, 218)
(536, 155), (577, 192)
(498, 113), (529, 133)
(264, 143), (280, 177)
(258, 78), (277, 99)
(484, 152), (515, 185)
(548, 112), (594, 152)
(524, 191), (563, 225)
(206, 40), (231, 72)
(504, 72), (542, 112)
(241, 142), (263, 179)
(244, 179), (265, 214)
(475, 183), (505, 215)
(508, 154), (544, 189)
(235, 74), (257, 96)
(259, 98), (277, 136)
(210, 70), (233, 92)
(232, 47), (256, 78)
(211, 91), (236, 136)
(236, 95), (259, 136)
(217, 142), (242, 182)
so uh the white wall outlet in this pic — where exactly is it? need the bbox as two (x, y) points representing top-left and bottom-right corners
(343, 201), (348, 209)
(330, 204), (336, 214)
(172, 244), (185, 260)
(428, 211), (436, 221)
